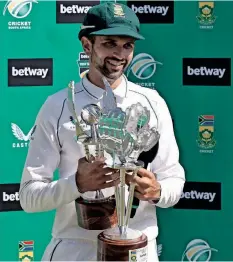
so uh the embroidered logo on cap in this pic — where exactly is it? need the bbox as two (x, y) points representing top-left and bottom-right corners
(113, 4), (125, 17)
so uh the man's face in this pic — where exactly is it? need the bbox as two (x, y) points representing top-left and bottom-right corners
(87, 35), (135, 80)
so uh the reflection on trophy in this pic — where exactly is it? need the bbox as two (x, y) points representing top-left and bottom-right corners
(67, 78), (159, 260)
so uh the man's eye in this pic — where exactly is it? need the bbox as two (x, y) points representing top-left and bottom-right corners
(124, 43), (134, 49)
(103, 42), (115, 48)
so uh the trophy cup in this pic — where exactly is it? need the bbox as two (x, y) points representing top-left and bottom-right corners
(67, 81), (118, 230)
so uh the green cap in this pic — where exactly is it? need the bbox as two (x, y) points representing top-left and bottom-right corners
(78, 2), (144, 40)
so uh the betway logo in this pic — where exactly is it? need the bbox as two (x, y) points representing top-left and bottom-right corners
(187, 66), (225, 78)
(131, 5), (169, 16)
(3, 192), (19, 201)
(181, 191), (216, 202)
(60, 4), (92, 14)
(12, 66), (48, 78)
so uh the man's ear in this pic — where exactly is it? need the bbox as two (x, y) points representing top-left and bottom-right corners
(81, 36), (92, 56)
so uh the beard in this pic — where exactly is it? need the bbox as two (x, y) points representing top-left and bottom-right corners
(91, 47), (129, 80)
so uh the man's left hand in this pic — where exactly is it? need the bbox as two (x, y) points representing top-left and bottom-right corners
(127, 168), (161, 201)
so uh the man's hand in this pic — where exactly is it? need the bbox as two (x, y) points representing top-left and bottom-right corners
(126, 168), (161, 201)
(76, 156), (120, 193)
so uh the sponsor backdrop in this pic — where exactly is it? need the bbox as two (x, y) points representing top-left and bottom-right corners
(0, 0), (233, 261)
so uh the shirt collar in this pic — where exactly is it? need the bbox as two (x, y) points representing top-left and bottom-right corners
(81, 74), (128, 100)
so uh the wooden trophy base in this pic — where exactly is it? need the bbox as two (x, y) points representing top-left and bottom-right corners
(97, 228), (148, 261)
(75, 197), (117, 230)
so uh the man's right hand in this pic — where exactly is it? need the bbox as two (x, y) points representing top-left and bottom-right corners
(75, 156), (120, 193)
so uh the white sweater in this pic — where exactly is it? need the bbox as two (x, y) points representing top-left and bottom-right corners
(19, 75), (185, 242)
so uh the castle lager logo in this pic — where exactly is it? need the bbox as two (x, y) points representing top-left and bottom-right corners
(11, 123), (36, 148)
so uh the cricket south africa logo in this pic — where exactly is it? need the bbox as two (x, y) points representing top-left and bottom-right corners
(182, 239), (217, 261)
(126, 53), (162, 80)
(3, 0), (37, 30)
(197, 115), (216, 154)
(126, 53), (162, 89)
(3, 0), (37, 18)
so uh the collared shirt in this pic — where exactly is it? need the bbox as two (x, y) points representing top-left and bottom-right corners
(19, 74), (185, 242)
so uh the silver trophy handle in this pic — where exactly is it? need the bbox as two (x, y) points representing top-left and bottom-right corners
(124, 169), (138, 230)
(114, 167), (141, 237)
(119, 168), (126, 235)
(67, 81), (86, 138)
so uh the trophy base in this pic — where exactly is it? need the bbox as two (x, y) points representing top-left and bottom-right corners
(97, 227), (148, 261)
(75, 197), (117, 230)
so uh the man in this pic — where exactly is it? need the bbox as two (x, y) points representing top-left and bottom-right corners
(19, 2), (185, 261)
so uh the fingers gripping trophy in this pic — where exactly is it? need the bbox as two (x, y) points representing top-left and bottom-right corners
(67, 77), (159, 261)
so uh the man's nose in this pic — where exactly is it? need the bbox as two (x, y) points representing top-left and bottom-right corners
(112, 46), (125, 60)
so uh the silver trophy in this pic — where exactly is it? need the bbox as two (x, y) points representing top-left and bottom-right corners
(67, 78), (160, 255)
(98, 77), (159, 240)
(96, 77), (160, 261)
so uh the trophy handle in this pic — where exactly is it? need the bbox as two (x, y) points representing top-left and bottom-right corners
(114, 167), (140, 236)
(84, 144), (91, 162)
(124, 169), (137, 228)
(95, 142), (105, 199)
(96, 143), (105, 158)
(119, 168), (126, 235)
(67, 81), (86, 137)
